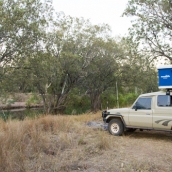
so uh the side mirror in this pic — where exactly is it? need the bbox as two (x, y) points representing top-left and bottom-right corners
(135, 106), (138, 111)
(132, 105), (137, 111)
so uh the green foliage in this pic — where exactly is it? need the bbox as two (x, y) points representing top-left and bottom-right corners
(65, 95), (90, 115)
(0, 0), (161, 114)
(0, 0), (53, 63)
(0, 92), (11, 104)
(0, 92), (16, 109)
(0, 108), (43, 121)
(101, 89), (117, 109)
(101, 89), (139, 109)
(119, 92), (139, 107)
(123, 0), (172, 62)
(26, 94), (41, 107)
(20, 108), (43, 119)
(0, 111), (11, 122)
(64, 89), (90, 115)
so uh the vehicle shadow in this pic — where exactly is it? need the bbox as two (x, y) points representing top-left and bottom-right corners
(124, 129), (172, 141)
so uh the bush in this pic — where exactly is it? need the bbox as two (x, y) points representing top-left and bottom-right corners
(64, 89), (91, 114)
(26, 93), (41, 107)
(119, 92), (139, 107)
(101, 91), (139, 109)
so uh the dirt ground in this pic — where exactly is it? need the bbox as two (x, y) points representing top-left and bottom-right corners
(38, 119), (172, 172)
(77, 121), (172, 172)
(1, 114), (172, 172)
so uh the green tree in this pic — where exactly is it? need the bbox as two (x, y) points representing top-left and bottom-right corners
(0, 0), (53, 64)
(81, 38), (120, 112)
(0, 0), (54, 113)
(118, 37), (158, 93)
(123, 0), (172, 62)
(46, 14), (116, 112)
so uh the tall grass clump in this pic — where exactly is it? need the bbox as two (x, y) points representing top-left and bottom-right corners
(96, 130), (114, 150)
(0, 118), (50, 171)
(0, 112), (104, 171)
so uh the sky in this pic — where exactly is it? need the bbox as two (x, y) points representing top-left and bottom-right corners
(52, 0), (132, 37)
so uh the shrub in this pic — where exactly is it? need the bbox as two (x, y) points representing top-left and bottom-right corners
(26, 93), (41, 107)
(65, 90), (90, 114)
(119, 92), (139, 107)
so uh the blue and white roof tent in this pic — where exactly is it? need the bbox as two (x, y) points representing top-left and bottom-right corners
(157, 65), (172, 89)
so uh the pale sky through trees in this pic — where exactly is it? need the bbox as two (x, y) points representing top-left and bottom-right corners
(53, 0), (131, 37)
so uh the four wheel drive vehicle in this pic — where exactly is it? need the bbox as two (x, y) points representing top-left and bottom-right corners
(102, 91), (172, 136)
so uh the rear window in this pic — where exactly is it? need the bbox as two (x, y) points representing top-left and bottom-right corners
(157, 95), (172, 107)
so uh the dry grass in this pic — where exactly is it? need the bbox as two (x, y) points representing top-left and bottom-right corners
(0, 112), (172, 172)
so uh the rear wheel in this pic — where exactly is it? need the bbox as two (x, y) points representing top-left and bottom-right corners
(108, 119), (124, 136)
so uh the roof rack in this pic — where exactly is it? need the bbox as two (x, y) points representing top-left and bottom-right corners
(166, 89), (172, 95)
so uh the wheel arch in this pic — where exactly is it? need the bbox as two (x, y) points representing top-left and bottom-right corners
(106, 115), (126, 127)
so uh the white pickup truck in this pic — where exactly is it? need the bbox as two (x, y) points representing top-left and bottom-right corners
(102, 91), (172, 136)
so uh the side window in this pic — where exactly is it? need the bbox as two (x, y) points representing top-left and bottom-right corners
(157, 95), (172, 107)
(133, 97), (152, 110)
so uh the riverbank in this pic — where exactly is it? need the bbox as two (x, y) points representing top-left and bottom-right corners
(0, 93), (43, 110)
(0, 102), (43, 110)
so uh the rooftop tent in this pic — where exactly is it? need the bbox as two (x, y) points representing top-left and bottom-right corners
(157, 65), (172, 89)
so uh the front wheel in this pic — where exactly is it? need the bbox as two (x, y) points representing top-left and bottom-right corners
(108, 119), (124, 136)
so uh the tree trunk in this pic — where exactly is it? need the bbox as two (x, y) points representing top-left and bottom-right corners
(90, 90), (101, 112)
(53, 94), (67, 114)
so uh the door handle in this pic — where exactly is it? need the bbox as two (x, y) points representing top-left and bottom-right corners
(146, 114), (150, 115)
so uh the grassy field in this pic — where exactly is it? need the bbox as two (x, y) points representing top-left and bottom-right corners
(0, 112), (172, 172)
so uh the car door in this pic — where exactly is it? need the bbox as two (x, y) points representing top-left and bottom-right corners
(153, 95), (172, 130)
(128, 97), (153, 128)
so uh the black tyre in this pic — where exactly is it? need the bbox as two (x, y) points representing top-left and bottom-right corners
(108, 119), (124, 136)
